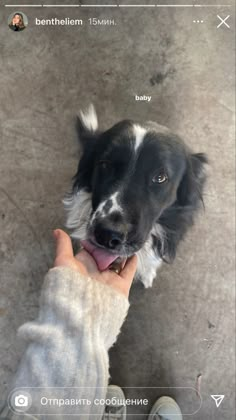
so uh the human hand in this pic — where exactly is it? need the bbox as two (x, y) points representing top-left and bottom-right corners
(53, 229), (137, 298)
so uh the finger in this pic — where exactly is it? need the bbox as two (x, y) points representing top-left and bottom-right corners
(120, 254), (137, 283)
(75, 249), (99, 272)
(53, 229), (74, 260)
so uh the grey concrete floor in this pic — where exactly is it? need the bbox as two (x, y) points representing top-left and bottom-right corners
(0, 1), (235, 419)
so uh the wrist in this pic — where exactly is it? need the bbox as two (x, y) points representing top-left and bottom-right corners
(39, 267), (130, 350)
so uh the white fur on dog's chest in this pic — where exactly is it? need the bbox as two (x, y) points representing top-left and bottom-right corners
(136, 239), (162, 288)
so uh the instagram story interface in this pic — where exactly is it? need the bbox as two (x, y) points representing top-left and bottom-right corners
(0, 1), (235, 420)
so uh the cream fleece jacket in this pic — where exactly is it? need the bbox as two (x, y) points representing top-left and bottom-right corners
(9, 266), (130, 419)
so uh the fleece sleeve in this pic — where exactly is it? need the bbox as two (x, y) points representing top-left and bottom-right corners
(10, 266), (130, 419)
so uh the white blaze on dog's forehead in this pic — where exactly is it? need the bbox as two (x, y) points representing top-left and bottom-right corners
(133, 124), (147, 152)
(79, 104), (98, 132)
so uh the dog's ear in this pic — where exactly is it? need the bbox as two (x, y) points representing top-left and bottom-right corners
(158, 152), (208, 263)
(76, 104), (99, 147)
(177, 152), (208, 207)
(72, 105), (99, 192)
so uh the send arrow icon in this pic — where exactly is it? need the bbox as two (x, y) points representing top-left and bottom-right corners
(211, 395), (225, 407)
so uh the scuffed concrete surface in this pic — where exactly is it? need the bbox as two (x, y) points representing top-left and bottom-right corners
(0, 1), (235, 418)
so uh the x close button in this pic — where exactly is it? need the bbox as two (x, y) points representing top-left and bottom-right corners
(217, 15), (230, 29)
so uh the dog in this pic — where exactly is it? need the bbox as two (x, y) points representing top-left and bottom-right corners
(64, 105), (207, 288)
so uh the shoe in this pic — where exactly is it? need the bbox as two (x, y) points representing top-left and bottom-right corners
(102, 385), (126, 419)
(148, 396), (183, 420)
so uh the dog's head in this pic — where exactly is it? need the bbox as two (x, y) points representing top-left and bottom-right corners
(64, 106), (207, 270)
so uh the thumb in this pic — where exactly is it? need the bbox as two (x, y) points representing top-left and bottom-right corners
(120, 254), (137, 285)
(53, 229), (74, 261)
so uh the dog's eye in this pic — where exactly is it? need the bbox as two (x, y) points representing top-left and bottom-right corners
(152, 171), (168, 184)
(98, 160), (111, 170)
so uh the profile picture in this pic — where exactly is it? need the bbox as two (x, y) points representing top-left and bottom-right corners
(8, 11), (28, 32)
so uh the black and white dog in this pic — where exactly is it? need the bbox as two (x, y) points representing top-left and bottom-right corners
(64, 105), (207, 288)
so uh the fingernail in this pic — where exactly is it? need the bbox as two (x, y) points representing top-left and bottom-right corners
(53, 229), (59, 239)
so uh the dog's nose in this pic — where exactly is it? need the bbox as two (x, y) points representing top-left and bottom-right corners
(94, 227), (125, 250)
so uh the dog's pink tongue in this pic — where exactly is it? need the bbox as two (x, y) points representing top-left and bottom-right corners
(81, 240), (119, 271)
